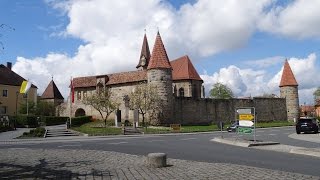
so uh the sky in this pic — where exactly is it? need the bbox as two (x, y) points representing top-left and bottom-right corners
(1, 0), (320, 105)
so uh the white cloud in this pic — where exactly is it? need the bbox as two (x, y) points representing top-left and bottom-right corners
(202, 53), (320, 104)
(259, 0), (320, 39)
(244, 56), (284, 68)
(10, 0), (320, 105)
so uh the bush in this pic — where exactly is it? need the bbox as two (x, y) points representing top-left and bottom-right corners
(70, 116), (92, 127)
(43, 116), (68, 126)
(16, 115), (38, 128)
(20, 127), (45, 138)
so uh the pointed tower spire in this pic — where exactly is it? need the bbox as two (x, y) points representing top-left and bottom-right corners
(279, 59), (298, 87)
(147, 31), (171, 70)
(41, 80), (64, 100)
(136, 31), (151, 69)
(279, 59), (299, 122)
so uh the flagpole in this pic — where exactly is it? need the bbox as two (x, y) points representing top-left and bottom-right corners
(69, 77), (73, 127)
(26, 92), (28, 115)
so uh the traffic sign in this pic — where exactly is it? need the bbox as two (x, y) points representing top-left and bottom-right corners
(238, 127), (253, 134)
(239, 114), (254, 120)
(239, 120), (254, 127)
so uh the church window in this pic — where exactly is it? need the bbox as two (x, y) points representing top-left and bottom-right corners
(179, 88), (184, 97)
(77, 91), (81, 100)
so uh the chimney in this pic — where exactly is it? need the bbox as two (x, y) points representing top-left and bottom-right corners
(7, 62), (12, 70)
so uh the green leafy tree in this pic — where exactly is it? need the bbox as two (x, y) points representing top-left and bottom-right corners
(35, 101), (55, 116)
(313, 87), (320, 105)
(209, 82), (234, 99)
(129, 83), (162, 126)
(82, 87), (119, 127)
(19, 101), (36, 115)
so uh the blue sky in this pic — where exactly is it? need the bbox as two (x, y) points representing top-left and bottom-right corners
(1, 0), (320, 105)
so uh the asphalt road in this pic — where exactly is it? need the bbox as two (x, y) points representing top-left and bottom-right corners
(1, 126), (320, 176)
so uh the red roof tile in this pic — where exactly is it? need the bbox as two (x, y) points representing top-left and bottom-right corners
(73, 70), (147, 88)
(106, 70), (147, 85)
(171, 55), (202, 81)
(41, 80), (64, 99)
(147, 32), (171, 69)
(279, 60), (298, 87)
(136, 33), (151, 69)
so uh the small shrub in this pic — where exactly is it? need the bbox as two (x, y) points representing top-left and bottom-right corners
(71, 116), (92, 127)
(44, 116), (69, 126)
(20, 127), (45, 138)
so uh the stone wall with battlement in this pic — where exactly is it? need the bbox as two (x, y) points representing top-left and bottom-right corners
(172, 97), (287, 125)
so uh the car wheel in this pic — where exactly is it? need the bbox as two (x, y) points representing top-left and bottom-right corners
(314, 129), (319, 134)
(296, 130), (301, 134)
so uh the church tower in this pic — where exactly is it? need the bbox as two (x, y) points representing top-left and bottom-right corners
(136, 33), (151, 70)
(279, 60), (299, 122)
(147, 31), (173, 124)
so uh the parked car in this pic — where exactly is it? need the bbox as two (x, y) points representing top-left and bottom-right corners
(227, 121), (239, 132)
(296, 117), (319, 134)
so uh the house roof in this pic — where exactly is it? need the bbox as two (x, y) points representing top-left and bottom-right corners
(73, 70), (147, 88)
(171, 55), (203, 81)
(300, 105), (315, 112)
(279, 60), (298, 87)
(147, 32), (172, 70)
(41, 80), (64, 100)
(136, 33), (151, 69)
(0, 64), (37, 88)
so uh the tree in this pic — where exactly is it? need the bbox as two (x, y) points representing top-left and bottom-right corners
(82, 87), (119, 127)
(313, 87), (320, 105)
(19, 100), (36, 115)
(209, 82), (234, 99)
(129, 83), (162, 126)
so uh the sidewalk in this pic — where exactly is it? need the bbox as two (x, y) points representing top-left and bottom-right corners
(0, 128), (31, 140)
(0, 148), (319, 179)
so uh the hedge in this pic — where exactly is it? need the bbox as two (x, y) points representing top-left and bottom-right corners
(16, 115), (38, 128)
(43, 116), (68, 126)
(70, 116), (92, 127)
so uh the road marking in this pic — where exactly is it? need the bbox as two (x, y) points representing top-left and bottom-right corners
(257, 130), (265, 133)
(58, 145), (82, 148)
(181, 138), (197, 141)
(148, 140), (165, 142)
(268, 134), (276, 136)
(270, 130), (280, 132)
(284, 132), (291, 135)
(108, 142), (128, 145)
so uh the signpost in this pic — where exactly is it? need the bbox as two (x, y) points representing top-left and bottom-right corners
(235, 107), (256, 142)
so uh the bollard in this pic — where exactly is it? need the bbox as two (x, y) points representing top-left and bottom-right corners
(146, 153), (167, 168)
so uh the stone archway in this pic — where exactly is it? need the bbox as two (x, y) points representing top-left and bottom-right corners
(75, 108), (86, 117)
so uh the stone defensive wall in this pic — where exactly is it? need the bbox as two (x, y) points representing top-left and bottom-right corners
(172, 97), (287, 125)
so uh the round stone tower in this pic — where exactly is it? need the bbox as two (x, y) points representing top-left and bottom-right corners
(147, 32), (173, 124)
(279, 60), (299, 122)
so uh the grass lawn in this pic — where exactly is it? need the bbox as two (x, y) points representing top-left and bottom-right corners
(72, 120), (294, 136)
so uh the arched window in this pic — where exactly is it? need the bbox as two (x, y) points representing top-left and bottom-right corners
(75, 108), (86, 117)
(179, 88), (184, 97)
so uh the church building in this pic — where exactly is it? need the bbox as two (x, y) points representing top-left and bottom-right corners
(60, 32), (204, 124)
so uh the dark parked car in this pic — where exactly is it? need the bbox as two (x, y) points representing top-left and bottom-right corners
(296, 117), (319, 134)
(227, 121), (239, 132)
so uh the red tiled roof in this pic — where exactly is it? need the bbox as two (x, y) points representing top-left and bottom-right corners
(73, 70), (147, 88)
(136, 33), (151, 68)
(106, 70), (147, 85)
(147, 32), (171, 70)
(300, 105), (315, 112)
(279, 60), (298, 87)
(171, 55), (202, 81)
(73, 76), (96, 88)
(0, 64), (37, 88)
(41, 80), (64, 99)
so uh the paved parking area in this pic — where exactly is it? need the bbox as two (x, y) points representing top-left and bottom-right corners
(0, 148), (319, 179)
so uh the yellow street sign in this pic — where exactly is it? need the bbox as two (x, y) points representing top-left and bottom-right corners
(239, 114), (254, 120)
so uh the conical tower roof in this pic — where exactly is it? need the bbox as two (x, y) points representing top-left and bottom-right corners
(41, 80), (64, 100)
(171, 55), (202, 81)
(147, 32), (171, 70)
(279, 60), (298, 87)
(136, 33), (151, 69)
